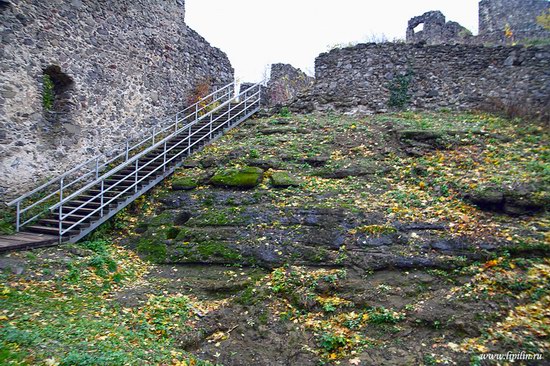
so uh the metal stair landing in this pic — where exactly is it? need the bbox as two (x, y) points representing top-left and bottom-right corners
(5, 81), (263, 249)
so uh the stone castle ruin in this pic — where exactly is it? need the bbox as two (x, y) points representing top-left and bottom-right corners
(288, 0), (549, 118)
(406, 11), (473, 45)
(0, 0), (233, 200)
(1, 0), (549, 201)
(265, 64), (314, 106)
(406, 0), (550, 45)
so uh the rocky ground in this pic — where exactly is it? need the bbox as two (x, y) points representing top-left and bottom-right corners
(1, 111), (548, 365)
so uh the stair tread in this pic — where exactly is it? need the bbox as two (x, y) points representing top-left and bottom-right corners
(27, 225), (79, 234)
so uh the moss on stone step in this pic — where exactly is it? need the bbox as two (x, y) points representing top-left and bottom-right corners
(170, 241), (243, 263)
(210, 166), (264, 188)
(171, 177), (198, 191)
(270, 171), (301, 188)
(136, 237), (168, 263)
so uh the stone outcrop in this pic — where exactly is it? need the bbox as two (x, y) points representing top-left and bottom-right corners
(0, 0), (234, 201)
(406, 11), (473, 45)
(290, 43), (550, 118)
(265, 63), (314, 107)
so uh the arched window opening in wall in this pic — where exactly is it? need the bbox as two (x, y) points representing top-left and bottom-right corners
(42, 65), (74, 122)
(413, 23), (424, 34)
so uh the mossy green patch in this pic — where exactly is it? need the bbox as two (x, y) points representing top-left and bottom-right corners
(166, 226), (181, 240)
(171, 241), (242, 262)
(147, 211), (176, 227)
(196, 241), (242, 260)
(175, 227), (233, 242)
(171, 177), (198, 191)
(270, 171), (302, 188)
(137, 237), (168, 263)
(210, 166), (264, 188)
(186, 208), (247, 227)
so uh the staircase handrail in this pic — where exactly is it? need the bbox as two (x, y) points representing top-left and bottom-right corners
(50, 81), (264, 216)
(7, 80), (236, 231)
(57, 87), (262, 237)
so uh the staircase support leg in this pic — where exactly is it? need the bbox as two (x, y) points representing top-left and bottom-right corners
(15, 202), (20, 232)
(188, 126), (191, 155)
(59, 177), (64, 243)
(163, 141), (167, 171)
(135, 159), (139, 193)
(100, 180), (104, 217)
(228, 104), (231, 130)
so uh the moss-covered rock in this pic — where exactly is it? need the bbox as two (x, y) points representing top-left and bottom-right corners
(169, 241), (242, 263)
(185, 208), (248, 227)
(466, 184), (549, 216)
(270, 171), (301, 188)
(171, 177), (198, 191)
(210, 166), (264, 189)
(146, 211), (177, 227)
(166, 227), (181, 240)
(136, 237), (168, 263)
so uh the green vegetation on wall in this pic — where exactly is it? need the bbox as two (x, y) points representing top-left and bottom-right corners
(388, 71), (413, 109)
(42, 74), (55, 111)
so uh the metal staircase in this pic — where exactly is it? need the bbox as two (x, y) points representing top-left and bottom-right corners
(7, 81), (263, 243)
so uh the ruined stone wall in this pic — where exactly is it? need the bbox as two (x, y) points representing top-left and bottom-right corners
(291, 43), (550, 118)
(265, 63), (314, 107)
(0, 0), (234, 201)
(479, 0), (550, 44)
(406, 11), (473, 45)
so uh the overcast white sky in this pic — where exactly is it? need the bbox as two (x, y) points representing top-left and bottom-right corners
(186, 0), (480, 82)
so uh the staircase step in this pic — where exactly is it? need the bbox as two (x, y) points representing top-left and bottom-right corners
(39, 219), (89, 228)
(26, 225), (79, 236)
(67, 200), (101, 208)
(61, 207), (98, 216)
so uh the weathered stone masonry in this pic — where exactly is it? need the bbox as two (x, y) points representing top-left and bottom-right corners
(479, 0), (550, 44)
(406, 11), (472, 45)
(406, 0), (549, 46)
(291, 43), (550, 117)
(0, 0), (233, 201)
(265, 63), (314, 106)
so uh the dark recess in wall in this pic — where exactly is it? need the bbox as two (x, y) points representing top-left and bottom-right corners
(0, 1), (10, 12)
(43, 65), (75, 121)
(44, 65), (74, 95)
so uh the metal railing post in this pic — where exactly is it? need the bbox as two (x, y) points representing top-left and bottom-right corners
(125, 141), (129, 161)
(228, 102), (231, 128)
(59, 178), (64, 240)
(135, 159), (139, 193)
(163, 141), (167, 172)
(15, 201), (20, 232)
(188, 126), (191, 154)
(175, 114), (179, 133)
(258, 85), (262, 107)
(95, 157), (99, 179)
(100, 180), (104, 217)
(195, 103), (198, 120)
(152, 127), (156, 145)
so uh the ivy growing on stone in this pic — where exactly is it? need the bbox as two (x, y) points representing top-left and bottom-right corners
(388, 71), (413, 109)
(42, 74), (55, 111)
